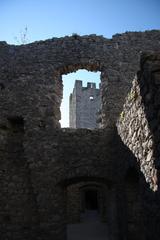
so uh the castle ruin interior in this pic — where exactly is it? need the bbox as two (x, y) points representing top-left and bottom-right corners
(0, 30), (160, 240)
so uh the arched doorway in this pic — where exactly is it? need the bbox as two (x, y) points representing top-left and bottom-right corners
(65, 179), (111, 240)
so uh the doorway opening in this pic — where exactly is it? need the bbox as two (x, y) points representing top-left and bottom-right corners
(81, 188), (100, 223)
(66, 182), (109, 240)
(85, 189), (98, 210)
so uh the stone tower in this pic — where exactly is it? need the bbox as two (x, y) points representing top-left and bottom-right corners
(69, 80), (101, 129)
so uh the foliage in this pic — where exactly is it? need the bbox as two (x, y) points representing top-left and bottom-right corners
(14, 26), (29, 45)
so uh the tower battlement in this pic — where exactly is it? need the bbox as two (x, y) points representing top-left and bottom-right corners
(69, 80), (101, 129)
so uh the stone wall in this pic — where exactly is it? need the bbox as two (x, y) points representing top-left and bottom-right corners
(0, 123), (140, 240)
(0, 30), (160, 129)
(66, 181), (108, 223)
(117, 52), (160, 240)
(0, 31), (160, 239)
(0, 117), (40, 239)
(117, 52), (160, 190)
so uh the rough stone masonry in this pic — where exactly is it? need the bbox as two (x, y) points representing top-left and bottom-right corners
(0, 30), (160, 240)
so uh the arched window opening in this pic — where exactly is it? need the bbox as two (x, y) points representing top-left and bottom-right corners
(60, 69), (101, 129)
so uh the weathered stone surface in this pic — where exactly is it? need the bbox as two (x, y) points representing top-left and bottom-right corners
(0, 31), (160, 129)
(117, 52), (160, 240)
(0, 31), (160, 240)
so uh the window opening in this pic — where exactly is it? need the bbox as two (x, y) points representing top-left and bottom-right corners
(61, 69), (101, 129)
(89, 96), (94, 101)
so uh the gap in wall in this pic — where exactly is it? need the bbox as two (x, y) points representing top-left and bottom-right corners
(60, 69), (101, 128)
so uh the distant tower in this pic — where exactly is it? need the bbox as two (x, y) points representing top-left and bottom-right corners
(69, 80), (101, 129)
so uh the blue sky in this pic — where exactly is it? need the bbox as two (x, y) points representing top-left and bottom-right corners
(0, 0), (160, 43)
(0, 0), (160, 127)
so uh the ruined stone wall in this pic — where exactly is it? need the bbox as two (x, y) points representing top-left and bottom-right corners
(0, 30), (160, 130)
(117, 52), (160, 190)
(0, 31), (160, 240)
(117, 52), (160, 240)
(58, 128), (140, 240)
(0, 122), (138, 240)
